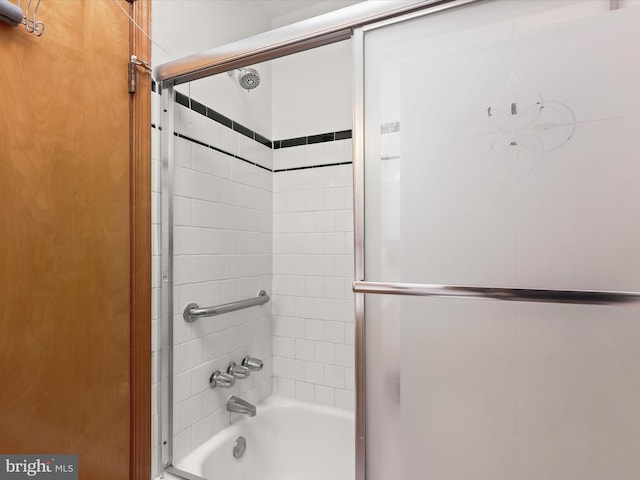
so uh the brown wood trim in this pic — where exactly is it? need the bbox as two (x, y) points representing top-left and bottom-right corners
(129, 0), (152, 479)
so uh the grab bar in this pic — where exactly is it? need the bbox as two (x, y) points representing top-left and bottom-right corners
(183, 290), (270, 323)
(352, 281), (640, 305)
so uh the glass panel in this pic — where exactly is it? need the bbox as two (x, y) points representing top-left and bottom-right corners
(365, 295), (640, 480)
(363, 1), (640, 478)
(364, 0), (640, 291)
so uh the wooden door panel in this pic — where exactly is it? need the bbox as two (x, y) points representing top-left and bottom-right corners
(0, 1), (134, 479)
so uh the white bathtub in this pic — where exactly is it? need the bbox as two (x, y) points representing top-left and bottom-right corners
(174, 396), (355, 480)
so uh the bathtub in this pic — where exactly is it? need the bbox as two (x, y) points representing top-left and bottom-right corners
(173, 396), (355, 480)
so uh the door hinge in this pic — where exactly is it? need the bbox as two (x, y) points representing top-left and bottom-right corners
(129, 55), (152, 94)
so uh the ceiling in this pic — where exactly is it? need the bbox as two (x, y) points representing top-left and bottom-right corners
(257, 0), (363, 24)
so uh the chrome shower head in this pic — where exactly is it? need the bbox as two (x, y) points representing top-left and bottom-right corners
(229, 67), (261, 91)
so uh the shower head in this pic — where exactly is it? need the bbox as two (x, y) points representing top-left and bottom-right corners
(229, 67), (261, 91)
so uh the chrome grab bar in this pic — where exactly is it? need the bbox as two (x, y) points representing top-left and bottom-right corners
(353, 281), (640, 305)
(183, 290), (270, 323)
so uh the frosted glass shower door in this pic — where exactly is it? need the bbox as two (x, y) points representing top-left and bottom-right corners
(358, 1), (640, 479)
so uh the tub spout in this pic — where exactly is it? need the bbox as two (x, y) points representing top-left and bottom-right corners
(226, 395), (256, 417)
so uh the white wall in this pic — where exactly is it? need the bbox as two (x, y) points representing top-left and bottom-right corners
(271, 40), (353, 140)
(152, 1), (274, 137)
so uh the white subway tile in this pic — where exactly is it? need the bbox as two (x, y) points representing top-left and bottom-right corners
(335, 345), (355, 368)
(314, 255), (335, 276)
(191, 414), (213, 448)
(344, 324), (355, 346)
(295, 381), (315, 402)
(325, 321), (345, 344)
(335, 210), (353, 232)
(345, 368), (355, 391)
(202, 229), (222, 254)
(335, 299), (354, 323)
(192, 144), (214, 175)
(174, 197), (193, 226)
(276, 377), (295, 398)
(202, 117), (222, 148)
(305, 276), (325, 297)
(274, 336), (296, 358)
(173, 428), (192, 461)
(174, 137), (192, 168)
(212, 408), (229, 435)
(314, 385), (334, 406)
(335, 389), (355, 411)
(180, 169), (203, 199)
(191, 256), (213, 283)
(305, 362), (324, 385)
(273, 356), (286, 377)
(335, 164), (352, 187)
(297, 212), (315, 233)
(179, 394), (202, 430)
(203, 175), (223, 202)
(315, 342), (334, 364)
(174, 371), (192, 404)
(315, 298), (334, 321)
(212, 151), (232, 179)
(295, 297), (315, 318)
(295, 339), (315, 361)
(173, 256), (191, 285)
(334, 255), (353, 276)
(221, 126), (238, 156)
(325, 232), (345, 254)
(304, 189), (324, 211)
(305, 319), (324, 341)
(286, 359), (305, 381)
(324, 365), (345, 388)
(191, 361), (214, 395)
(315, 211), (335, 232)
(181, 339), (203, 371)
(202, 333), (224, 362)
(179, 227), (202, 255)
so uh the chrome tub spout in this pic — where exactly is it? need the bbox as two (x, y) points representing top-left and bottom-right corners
(226, 395), (256, 417)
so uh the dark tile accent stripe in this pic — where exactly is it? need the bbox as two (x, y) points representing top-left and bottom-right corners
(234, 122), (254, 140)
(308, 132), (335, 144)
(191, 99), (207, 117)
(280, 137), (306, 149)
(255, 133), (272, 149)
(335, 130), (352, 140)
(273, 161), (352, 173)
(206, 108), (232, 129)
(172, 91), (351, 151)
(175, 91), (190, 108)
(273, 130), (352, 149)
(174, 132), (271, 173)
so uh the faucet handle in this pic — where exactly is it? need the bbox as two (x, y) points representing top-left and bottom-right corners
(242, 355), (264, 371)
(227, 361), (250, 379)
(210, 370), (236, 388)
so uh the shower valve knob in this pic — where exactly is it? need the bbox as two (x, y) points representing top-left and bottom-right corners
(227, 362), (250, 379)
(242, 356), (264, 372)
(210, 370), (236, 388)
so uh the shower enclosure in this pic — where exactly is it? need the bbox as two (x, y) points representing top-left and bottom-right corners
(155, 1), (640, 479)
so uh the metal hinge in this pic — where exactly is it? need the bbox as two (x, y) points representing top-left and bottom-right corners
(129, 55), (152, 94)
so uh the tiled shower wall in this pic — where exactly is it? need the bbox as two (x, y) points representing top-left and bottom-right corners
(151, 90), (356, 471)
(271, 144), (355, 410)
(170, 99), (274, 462)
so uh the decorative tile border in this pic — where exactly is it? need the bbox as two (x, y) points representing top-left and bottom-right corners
(174, 132), (272, 173)
(160, 91), (353, 173)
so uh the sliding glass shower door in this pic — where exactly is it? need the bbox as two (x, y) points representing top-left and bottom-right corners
(357, 1), (640, 478)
